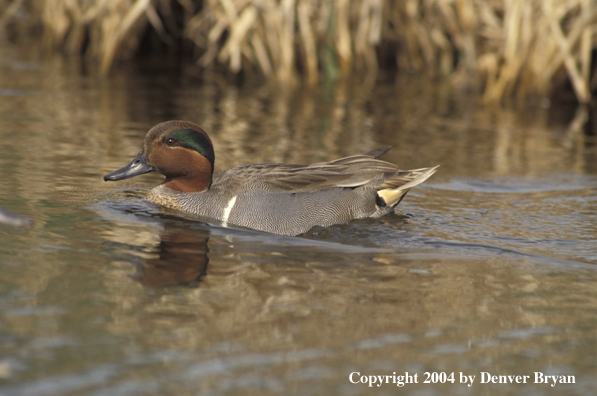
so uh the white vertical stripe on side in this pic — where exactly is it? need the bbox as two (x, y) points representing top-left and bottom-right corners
(222, 196), (237, 224)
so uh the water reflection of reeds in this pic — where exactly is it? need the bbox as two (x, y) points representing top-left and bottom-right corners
(1, 0), (596, 102)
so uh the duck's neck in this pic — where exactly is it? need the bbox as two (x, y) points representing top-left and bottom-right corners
(161, 175), (211, 193)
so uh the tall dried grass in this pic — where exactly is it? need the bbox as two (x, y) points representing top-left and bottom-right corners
(389, 0), (597, 103)
(1, 0), (596, 102)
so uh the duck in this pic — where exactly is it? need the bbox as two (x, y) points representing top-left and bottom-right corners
(104, 120), (438, 236)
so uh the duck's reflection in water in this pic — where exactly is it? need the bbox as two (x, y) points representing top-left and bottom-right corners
(134, 222), (210, 288)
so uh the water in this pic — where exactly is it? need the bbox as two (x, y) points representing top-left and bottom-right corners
(1, 44), (596, 396)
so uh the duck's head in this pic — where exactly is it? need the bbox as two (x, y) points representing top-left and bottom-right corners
(104, 121), (215, 193)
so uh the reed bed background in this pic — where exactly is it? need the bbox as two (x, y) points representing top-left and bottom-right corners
(1, 0), (596, 103)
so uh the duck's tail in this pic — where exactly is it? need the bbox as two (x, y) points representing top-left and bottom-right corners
(376, 165), (439, 208)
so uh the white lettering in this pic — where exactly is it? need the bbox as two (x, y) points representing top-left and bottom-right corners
(535, 372), (576, 386)
(395, 375), (404, 387)
(348, 371), (420, 387)
(460, 372), (475, 387)
(367, 375), (377, 387)
(567, 375), (576, 384)
(376, 375), (384, 387)
(535, 372), (544, 384)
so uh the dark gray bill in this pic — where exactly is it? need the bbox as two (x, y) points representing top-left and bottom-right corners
(104, 152), (154, 181)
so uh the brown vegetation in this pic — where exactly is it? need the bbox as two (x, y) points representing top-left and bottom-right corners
(1, 0), (596, 103)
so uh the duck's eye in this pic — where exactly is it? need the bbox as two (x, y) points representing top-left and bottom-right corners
(165, 138), (176, 146)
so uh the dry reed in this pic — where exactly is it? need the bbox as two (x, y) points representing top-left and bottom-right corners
(1, 0), (596, 103)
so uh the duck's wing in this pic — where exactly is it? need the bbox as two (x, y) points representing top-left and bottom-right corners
(270, 157), (398, 191)
(225, 147), (400, 193)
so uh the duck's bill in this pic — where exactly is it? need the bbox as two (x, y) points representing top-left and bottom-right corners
(104, 152), (155, 181)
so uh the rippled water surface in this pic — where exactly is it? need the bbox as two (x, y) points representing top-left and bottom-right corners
(1, 44), (596, 396)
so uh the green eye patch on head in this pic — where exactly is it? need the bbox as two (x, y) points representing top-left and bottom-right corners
(164, 128), (215, 166)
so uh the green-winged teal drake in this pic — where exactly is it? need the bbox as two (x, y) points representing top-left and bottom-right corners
(104, 121), (438, 236)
